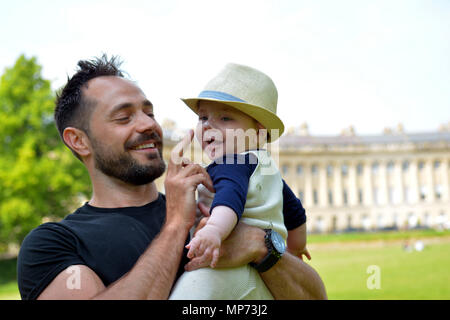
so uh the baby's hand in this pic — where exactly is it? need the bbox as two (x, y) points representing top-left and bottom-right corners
(288, 246), (312, 261)
(299, 247), (311, 261)
(186, 225), (221, 268)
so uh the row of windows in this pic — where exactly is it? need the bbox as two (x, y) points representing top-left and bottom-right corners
(311, 212), (448, 232)
(298, 185), (445, 206)
(282, 160), (447, 176)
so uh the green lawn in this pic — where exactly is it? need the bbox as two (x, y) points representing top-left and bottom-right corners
(1, 230), (449, 300)
(307, 228), (450, 244)
(305, 241), (450, 299)
(0, 257), (19, 300)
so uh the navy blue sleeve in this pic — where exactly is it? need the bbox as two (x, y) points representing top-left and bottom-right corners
(282, 179), (307, 230)
(207, 153), (258, 220)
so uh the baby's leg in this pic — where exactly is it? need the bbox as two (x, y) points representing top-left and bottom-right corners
(169, 265), (273, 300)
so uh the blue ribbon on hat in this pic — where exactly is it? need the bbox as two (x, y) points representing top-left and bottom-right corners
(198, 90), (246, 103)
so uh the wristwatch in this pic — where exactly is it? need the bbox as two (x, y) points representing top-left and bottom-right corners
(250, 229), (286, 273)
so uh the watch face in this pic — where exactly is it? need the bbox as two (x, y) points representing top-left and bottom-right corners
(271, 230), (286, 254)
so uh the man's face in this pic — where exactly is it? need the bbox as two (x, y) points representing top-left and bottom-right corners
(83, 76), (165, 185)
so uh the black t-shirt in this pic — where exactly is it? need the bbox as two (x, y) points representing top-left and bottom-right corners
(17, 193), (189, 300)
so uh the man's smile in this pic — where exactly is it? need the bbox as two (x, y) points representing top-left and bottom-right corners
(132, 142), (156, 150)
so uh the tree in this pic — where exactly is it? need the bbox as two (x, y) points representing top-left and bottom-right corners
(0, 55), (91, 252)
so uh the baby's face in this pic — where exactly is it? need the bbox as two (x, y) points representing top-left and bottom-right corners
(196, 101), (262, 160)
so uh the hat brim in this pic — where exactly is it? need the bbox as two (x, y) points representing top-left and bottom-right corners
(181, 97), (284, 143)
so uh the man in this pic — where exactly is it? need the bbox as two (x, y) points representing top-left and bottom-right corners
(17, 55), (327, 300)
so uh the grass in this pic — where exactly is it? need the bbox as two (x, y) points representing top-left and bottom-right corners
(1, 229), (449, 300)
(307, 228), (450, 244)
(0, 257), (20, 300)
(305, 240), (450, 299)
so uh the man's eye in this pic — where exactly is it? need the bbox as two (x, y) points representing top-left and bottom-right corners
(221, 117), (232, 121)
(199, 116), (208, 121)
(146, 113), (155, 118)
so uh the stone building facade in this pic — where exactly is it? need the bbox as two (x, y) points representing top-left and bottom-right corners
(156, 122), (450, 233)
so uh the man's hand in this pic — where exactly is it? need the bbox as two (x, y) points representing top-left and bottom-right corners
(185, 203), (266, 271)
(164, 130), (214, 230)
(186, 202), (327, 299)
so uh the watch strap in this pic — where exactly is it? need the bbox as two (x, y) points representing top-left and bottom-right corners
(250, 229), (283, 273)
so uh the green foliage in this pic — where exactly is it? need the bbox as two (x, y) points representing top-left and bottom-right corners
(0, 55), (91, 251)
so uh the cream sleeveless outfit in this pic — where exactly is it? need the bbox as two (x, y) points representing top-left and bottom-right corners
(169, 150), (287, 300)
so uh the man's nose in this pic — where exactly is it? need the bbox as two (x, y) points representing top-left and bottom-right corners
(136, 111), (157, 133)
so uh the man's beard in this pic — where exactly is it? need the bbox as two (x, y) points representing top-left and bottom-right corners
(91, 132), (166, 186)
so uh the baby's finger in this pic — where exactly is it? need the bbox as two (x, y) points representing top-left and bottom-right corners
(187, 240), (199, 259)
(210, 248), (220, 268)
(304, 250), (312, 261)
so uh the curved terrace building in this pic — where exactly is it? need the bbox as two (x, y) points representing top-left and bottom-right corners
(157, 121), (450, 233)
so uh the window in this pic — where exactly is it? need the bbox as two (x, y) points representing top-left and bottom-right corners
(402, 160), (409, 171)
(387, 161), (394, 174)
(296, 165), (303, 175)
(328, 189), (333, 205)
(418, 161), (425, 171)
(435, 185), (442, 200)
(388, 187), (395, 204)
(362, 215), (371, 230)
(343, 189), (348, 205)
(332, 216), (337, 232)
(311, 164), (318, 175)
(298, 190), (304, 202)
(315, 216), (325, 233)
(357, 163), (363, 175)
(424, 212), (432, 227)
(346, 215), (352, 229)
(420, 186), (427, 201)
(327, 164), (333, 177)
(408, 212), (418, 229)
(281, 164), (289, 175)
(436, 212), (448, 228)
(434, 160), (441, 169)
(377, 214), (385, 229)
(372, 162), (379, 175)
(341, 163), (348, 176)
(313, 189), (318, 205)
(392, 213), (399, 228)
(358, 189), (363, 204)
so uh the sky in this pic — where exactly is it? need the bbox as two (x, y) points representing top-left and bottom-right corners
(1, 0), (449, 136)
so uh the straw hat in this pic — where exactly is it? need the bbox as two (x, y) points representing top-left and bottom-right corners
(181, 63), (284, 142)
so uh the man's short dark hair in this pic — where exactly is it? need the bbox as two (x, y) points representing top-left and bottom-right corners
(54, 54), (124, 159)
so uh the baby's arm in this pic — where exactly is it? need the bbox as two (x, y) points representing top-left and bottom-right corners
(186, 205), (237, 268)
(287, 223), (311, 261)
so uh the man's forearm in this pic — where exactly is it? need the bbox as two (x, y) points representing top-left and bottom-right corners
(187, 221), (327, 300)
(260, 251), (327, 300)
(94, 222), (188, 300)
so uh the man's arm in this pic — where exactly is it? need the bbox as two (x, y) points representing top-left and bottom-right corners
(186, 220), (327, 300)
(259, 246), (326, 300)
(38, 131), (214, 300)
(38, 221), (190, 300)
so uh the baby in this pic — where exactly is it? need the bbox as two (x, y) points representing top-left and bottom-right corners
(169, 63), (309, 300)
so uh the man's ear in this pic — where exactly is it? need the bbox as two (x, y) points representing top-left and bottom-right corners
(63, 127), (91, 158)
